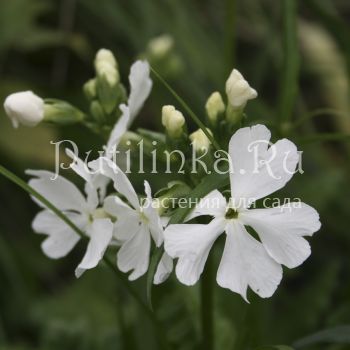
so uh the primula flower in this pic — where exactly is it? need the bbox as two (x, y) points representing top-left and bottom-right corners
(106, 60), (152, 156)
(27, 161), (114, 278)
(164, 124), (321, 301)
(90, 157), (165, 281)
(4, 91), (44, 128)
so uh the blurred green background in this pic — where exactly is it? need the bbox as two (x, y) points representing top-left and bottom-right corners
(0, 0), (350, 349)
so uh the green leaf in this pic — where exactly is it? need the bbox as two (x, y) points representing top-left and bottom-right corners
(293, 325), (350, 349)
(146, 172), (229, 310)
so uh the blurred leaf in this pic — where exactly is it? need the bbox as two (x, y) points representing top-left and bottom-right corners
(255, 347), (294, 350)
(279, 0), (299, 124)
(293, 325), (350, 348)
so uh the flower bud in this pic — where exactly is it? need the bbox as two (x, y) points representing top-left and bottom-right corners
(95, 49), (118, 69)
(44, 100), (85, 125)
(225, 69), (257, 110)
(205, 92), (225, 124)
(189, 128), (212, 152)
(162, 105), (185, 138)
(83, 79), (97, 100)
(95, 49), (119, 87)
(90, 101), (105, 123)
(148, 34), (174, 59)
(4, 91), (44, 128)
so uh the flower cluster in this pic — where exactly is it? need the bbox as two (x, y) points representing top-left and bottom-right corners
(3, 49), (321, 301)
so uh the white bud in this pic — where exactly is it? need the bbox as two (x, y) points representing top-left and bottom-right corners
(190, 128), (212, 152)
(162, 105), (185, 138)
(4, 91), (44, 128)
(205, 92), (225, 123)
(95, 49), (117, 68)
(225, 69), (257, 109)
(95, 49), (119, 86)
(148, 34), (174, 58)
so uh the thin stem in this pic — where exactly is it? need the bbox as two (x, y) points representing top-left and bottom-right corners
(150, 67), (221, 151)
(279, 0), (299, 126)
(201, 253), (214, 350)
(0, 164), (169, 350)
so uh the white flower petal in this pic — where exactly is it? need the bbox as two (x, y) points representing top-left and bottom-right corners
(26, 170), (88, 212)
(105, 104), (130, 157)
(89, 157), (139, 209)
(84, 182), (99, 212)
(65, 149), (92, 183)
(104, 196), (140, 241)
(186, 190), (227, 221)
(128, 60), (152, 121)
(153, 252), (173, 285)
(240, 203), (321, 268)
(75, 218), (114, 278)
(117, 224), (151, 281)
(164, 218), (225, 285)
(143, 181), (164, 246)
(32, 210), (83, 259)
(229, 125), (299, 208)
(217, 221), (282, 301)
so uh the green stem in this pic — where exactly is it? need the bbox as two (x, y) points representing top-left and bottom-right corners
(150, 67), (221, 151)
(201, 253), (214, 350)
(279, 0), (299, 127)
(0, 164), (169, 350)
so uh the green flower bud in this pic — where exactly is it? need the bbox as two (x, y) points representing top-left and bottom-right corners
(90, 101), (105, 123)
(83, 79), (97, 100)
(43, 100), (85, 125)
(205, 91), (225, 124)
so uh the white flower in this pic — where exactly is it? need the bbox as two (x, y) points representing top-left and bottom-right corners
(164, 124), (321, 301)
(225, 69), (257, 109)
(106, 60), (152, 156)
(161, 105), (185, 138)
(4, 91), (44, 128)
(27, 157), (114, 278)
(89, 157), (164, 281)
